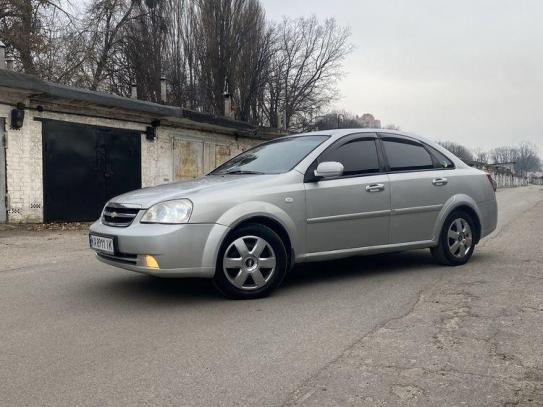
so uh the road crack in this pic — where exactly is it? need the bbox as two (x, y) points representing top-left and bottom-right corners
(282, 272), (447, 406)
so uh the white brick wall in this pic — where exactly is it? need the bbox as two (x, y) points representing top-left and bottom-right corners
(0, 104), (261, 223)
(0, 104), (43, 223)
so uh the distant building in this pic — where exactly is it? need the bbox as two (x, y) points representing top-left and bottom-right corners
(357, 113), (381, 129)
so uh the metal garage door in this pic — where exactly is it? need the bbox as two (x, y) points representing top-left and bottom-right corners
(42, 120), (141, 223)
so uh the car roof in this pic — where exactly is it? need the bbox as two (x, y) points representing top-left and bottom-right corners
(287, 128), (425, 142)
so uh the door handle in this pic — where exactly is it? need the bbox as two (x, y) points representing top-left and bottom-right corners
(432, 177), (448, 186)
(365, 183), (385, 192)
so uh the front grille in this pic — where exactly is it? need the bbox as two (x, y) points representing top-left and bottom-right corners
(102, 205), (140, 227)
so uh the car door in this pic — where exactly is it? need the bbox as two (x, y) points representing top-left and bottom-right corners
(380, 134), (456, 244)
(304, 134), (391, 254)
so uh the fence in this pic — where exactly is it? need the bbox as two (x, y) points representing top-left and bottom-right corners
(491, 172), (529, 188)
(469, 162), (542, 189)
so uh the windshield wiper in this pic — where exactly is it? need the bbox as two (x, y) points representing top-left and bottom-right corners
(221, 170), (265, 175)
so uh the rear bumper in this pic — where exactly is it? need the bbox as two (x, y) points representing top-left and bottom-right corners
(89, 220), (229, 278)
(479, 198), (498, 239)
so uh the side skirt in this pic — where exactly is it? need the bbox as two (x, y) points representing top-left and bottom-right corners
(298, 240), (437, 263)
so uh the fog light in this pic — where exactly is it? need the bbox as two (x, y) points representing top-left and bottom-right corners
(143, 255), (159, 269)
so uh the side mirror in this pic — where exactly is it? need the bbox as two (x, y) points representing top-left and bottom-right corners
(314, 161), (344, 179)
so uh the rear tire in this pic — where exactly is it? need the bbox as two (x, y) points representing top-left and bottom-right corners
(213, 223), (288, 299)
(431, 210), (476, 266)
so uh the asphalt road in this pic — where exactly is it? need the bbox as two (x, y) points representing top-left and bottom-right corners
(1, 186), (542, 407)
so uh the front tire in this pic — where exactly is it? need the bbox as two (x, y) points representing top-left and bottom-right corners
(431, 210), (476, 266)
(213, 223), (288, 299)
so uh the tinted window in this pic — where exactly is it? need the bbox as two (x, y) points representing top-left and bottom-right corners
(427, 146), (454, 169)
(383, 139), (434, 171)
(211, 135), (328, 175)
(320, 139), (380, 176)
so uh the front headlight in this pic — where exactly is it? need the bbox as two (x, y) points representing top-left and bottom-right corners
(140, 199), (193, 224)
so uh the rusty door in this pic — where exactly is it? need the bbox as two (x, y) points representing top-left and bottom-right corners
(173, 139), (204, 180)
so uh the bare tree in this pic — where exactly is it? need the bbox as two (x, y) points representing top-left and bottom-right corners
(490, 143), (541, 175)
(230, 0), (273, 123)
(124, 0), (167, 102)
(264, 16), (352, 130)
(490, 146), (517, 165)
(82, 0), (137, 91)
(163, 0), (200, 108)
(0, 0), (47, 74)
(473, 147), (489, 164)
(0, 0), (82, 79)
(195, 0), (242, 114)
(513, 142), (541, 175)
(1, 0), (354, 130)
(438, 141), (474, 163)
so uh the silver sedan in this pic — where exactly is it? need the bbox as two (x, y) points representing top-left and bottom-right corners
(89, 129), (498, 299)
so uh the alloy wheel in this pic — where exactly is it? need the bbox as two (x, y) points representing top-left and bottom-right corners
(447, 218), (473, 258)
(223, 235), (277, 291)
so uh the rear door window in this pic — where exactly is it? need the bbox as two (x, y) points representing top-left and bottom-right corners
(382, 138), (434, 171)
(426, 146), (455, 169)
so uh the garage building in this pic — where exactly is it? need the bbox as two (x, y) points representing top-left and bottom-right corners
(0, 69), (282, 223)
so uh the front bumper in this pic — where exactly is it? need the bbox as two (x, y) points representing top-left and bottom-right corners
(89, 219), (229, 278)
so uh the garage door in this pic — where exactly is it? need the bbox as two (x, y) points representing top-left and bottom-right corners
(42, 120), (141, 223)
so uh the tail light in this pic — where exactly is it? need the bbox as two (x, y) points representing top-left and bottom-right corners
(486, 173), (497, 192)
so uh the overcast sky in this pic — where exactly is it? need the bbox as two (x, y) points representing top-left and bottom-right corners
(261, 0), (543, 154)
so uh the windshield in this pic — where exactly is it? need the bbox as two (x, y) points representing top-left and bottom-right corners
(210, 135), (329, 175)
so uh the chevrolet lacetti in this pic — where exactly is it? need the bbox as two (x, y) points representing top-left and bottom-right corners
(89, 129), (498, 299)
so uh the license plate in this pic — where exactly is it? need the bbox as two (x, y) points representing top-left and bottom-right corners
(89, 234), (115, 255)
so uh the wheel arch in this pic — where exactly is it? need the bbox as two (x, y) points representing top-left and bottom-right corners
(452, 205), (482, 244)
(226, 216), (294, 268)
(435, 195), (483, 244)
(214, 202), (298, 270)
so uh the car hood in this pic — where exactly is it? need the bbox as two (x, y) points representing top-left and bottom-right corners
(109, 175), (268, 208)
